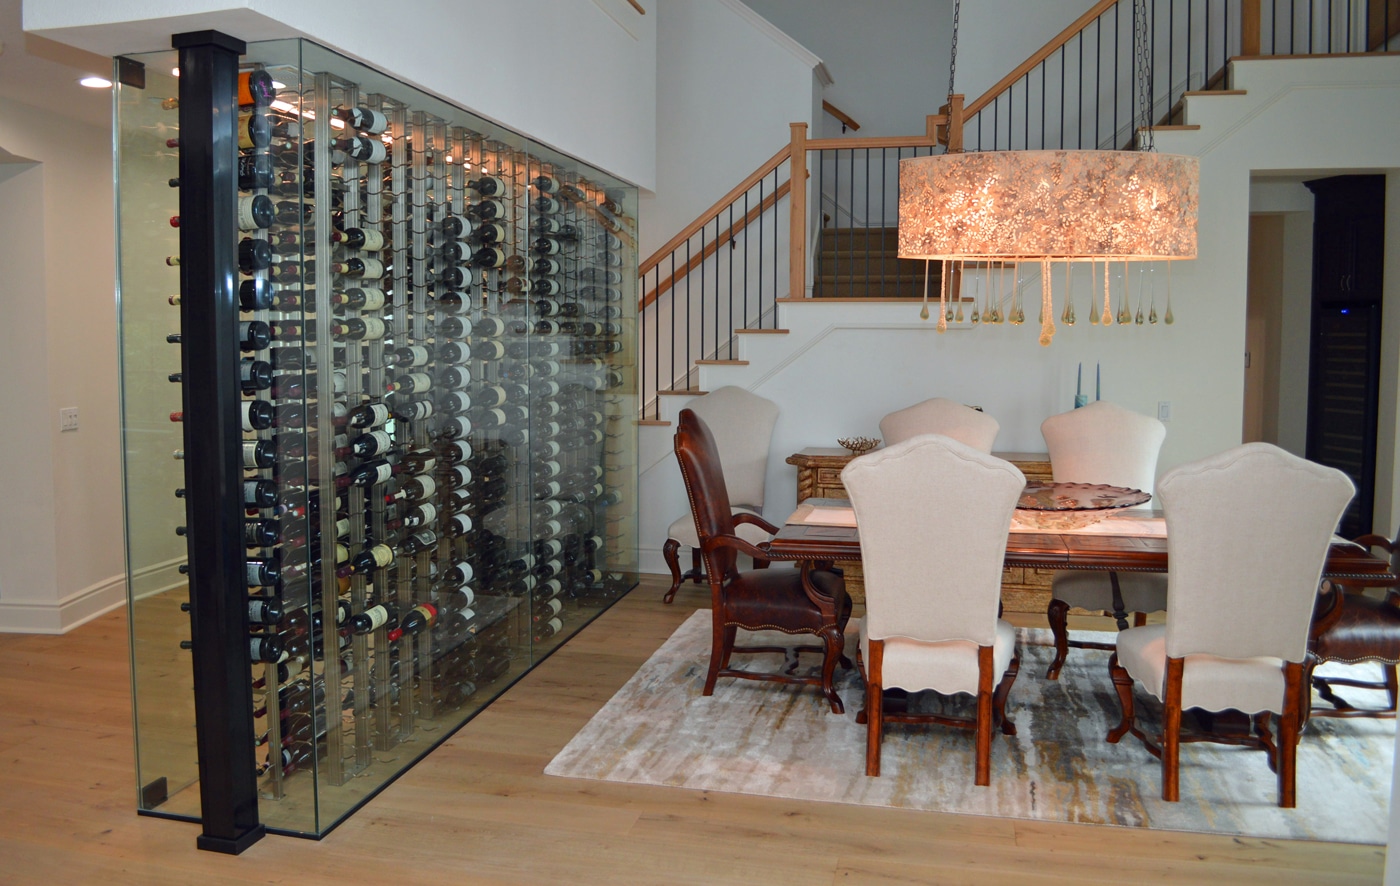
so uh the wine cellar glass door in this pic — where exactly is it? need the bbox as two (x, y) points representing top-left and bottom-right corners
(116, 34), (639, 850)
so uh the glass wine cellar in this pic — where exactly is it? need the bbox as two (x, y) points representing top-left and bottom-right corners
(115, 33), (639, 851)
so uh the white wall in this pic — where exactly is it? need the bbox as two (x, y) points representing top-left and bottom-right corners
(742, 0), (953, 138)
(23, 0), (658, 190)
(0, 96), (123, 632)
(955, 0), (1099, 107)
(641, 0), (820, 255)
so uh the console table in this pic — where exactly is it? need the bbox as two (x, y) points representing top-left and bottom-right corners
(785, 447), (1055, 612)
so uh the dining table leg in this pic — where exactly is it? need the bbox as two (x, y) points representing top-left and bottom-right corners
(1109, 571), (1130, 631)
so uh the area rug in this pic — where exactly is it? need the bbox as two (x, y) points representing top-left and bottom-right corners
(545, 610), (1395, 843)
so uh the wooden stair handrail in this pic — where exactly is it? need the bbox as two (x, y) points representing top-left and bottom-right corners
(638, 179), (790, 311)
(639, 144), (791, 276)
(822, 100), (861, 131)
(964, 0), (1121, 119)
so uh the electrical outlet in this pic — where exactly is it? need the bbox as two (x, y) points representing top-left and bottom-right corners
(1157, 401), (1172, 423)
(60, 407), (79, 432)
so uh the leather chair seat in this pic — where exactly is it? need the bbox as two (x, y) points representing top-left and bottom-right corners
(723, 567), (850, 635)
(1313, 594), (1400, 665)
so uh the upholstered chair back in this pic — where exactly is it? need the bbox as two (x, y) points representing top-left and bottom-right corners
(685, 386), (779, 509)
(878, 398), (1000, 453)
(674, 409), (742, 583)
(1041, 400), (1166, 495)
(1158, 443), (1353, 663)
(842, 435), (1025, 646)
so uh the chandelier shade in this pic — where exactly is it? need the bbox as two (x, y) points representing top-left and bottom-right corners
(898, 150), (1199, 262)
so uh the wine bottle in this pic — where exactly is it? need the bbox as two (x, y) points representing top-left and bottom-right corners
(240, 358), (273, 393)
(250, 633), (286, 664)
(340, 544), (394, 578)
(472, 246), (508, 269)
(339, 458), (394, 489)
(533, 196), (560, 215)
(241, 399), (274, 431)
(331, 257), (385, 279)
(245, 518), (280, 547)
(240, 320), (272, 352)
(238, 69), (275, 108)
(238, 237), (273, 273)
(244, 479), (278, 509)
(330, 287), (386, 311)
(440, 215), (474, 240)
(439, 266), (475, 290)
(398, 529), (438, 556)
(397, 602), (438, 635)
(331, 227), (385, 251)
(473, 316), (508, 337)
(532, 597), (563, 623)
(248, 595), (284, 625)
(390, 345), (431, 368)
(531, 237), (562, 256)
(472, 221), (507, 245)
(334, 136), (387, 163)
(532, 175), (558, 194)
(238, 152), (274, 190)
(349, 600), (399, 634)
(468, 176), (508, 196)
(237, 194), (275, 231)
(335, 105), (388, 135)
(349, 430), (392, 457)
(469, 199), (507, 221)
(332, 317), (387, 341)
(346, 402), (390, 429)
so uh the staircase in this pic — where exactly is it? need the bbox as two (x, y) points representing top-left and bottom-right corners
(812, 227), (926, 300)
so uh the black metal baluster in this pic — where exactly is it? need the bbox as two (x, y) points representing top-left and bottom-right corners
(880, 148), (888, 298)
(757, 175), (764, 327)
(742, 188), (749, 332)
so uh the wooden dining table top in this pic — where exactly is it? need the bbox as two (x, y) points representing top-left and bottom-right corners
(763, 501), (1399, 585)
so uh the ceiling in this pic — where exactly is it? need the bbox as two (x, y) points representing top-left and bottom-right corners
(0, 0), (113, 131)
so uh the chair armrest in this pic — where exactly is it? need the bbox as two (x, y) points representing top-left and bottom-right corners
(1353, 533), (1396, 553)
(701, 533), (774, 563)
(1311, 580), (1346, 640)
(732, 512), (781, 535)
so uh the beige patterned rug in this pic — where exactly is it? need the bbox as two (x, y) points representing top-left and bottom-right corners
(545, 610), (1394, 843)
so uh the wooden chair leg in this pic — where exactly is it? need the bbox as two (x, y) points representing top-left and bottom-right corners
(1046, 598), (1070, 680)
(819, 625), (845, 715)
(703, 612), (726, 696)
(753, 557), (771, 570)
(1387, 664), (1399, 714)
(1300, 655), (1317, 732)
(1279, 661), (1302, 808)
(975, 645), (994, 786)
(717, 624), (738, 671)
(865, 640), (883, 777)
(1162, 657), (1184, 803)
(662, 538), (683, 604)
(994, 655), (1019, 736)
(1106, 652), (1135, 743)
(689, 547), (705, 583)
(1133, 611), (1148, 627)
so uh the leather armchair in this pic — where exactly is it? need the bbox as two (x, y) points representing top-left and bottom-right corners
(674, 408), (853, 713)
(1305, 532), (1400, 725)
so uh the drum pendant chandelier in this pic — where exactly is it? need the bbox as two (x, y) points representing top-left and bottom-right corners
(899, 0), (1199, 345)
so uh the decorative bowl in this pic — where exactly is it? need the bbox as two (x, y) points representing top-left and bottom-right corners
(1010, 508), (1111, 531)
(837, 436), (880, 455)
(1012, 482), (1152, 532)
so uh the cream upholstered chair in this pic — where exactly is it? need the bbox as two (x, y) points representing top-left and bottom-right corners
(1041, 400), (1167, 680)
(1106, 443), (1354, 807)
(842, 434), (1024, 785)
(662, 387), (779, 603)
(878, 398), (999, 453)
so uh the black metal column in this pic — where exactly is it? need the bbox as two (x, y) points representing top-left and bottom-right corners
(174, 29), (265, 855)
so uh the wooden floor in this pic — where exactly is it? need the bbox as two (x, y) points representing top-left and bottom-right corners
(0, 574), (1384, 884)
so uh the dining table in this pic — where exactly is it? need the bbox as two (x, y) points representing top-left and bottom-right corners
(763, 496), (1400, 615)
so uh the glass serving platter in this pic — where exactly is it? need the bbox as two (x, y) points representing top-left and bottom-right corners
(1012, 482), (1152, 531)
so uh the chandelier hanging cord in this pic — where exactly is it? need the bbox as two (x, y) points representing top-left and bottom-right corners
(1134, 0), (1154, 151)
(947, 0), (962, 99)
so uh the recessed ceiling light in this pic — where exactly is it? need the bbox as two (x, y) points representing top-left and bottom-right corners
(80, 76), (112, 88)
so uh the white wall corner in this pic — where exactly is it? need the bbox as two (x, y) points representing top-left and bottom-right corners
(714, 0), (827, 77)
(0, 573), (126, 634)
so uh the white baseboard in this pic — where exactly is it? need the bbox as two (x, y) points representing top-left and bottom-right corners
(0, 573), (127, 634)
(0, 556), (186, 635)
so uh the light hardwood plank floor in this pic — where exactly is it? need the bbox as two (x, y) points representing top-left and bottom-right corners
(0, 574), (1384, 884)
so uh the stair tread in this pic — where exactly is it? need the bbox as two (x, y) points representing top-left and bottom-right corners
(657, 389), (707, 395)
(695, 359), (750, 365)
(1184, 89), (1246, 96)
(638, 419), (671, 426)
(779, 296), (925, 303)
(734, 328), (789, 334)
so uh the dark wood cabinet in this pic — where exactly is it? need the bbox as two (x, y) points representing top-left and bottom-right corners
(1304, 175), (1385, 538)
(1307, 175), (1385, 303)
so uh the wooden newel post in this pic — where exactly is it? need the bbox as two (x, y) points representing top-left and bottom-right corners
(1241, 0), (1261, 56)
(789, 122), (808, 300)
(945, 94), (965, 153)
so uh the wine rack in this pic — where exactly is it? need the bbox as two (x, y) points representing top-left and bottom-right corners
(115, 34), (638, 850)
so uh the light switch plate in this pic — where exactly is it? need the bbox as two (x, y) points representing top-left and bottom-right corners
(1157, 401), (1171, 422)
(60, 407), (79, 432)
